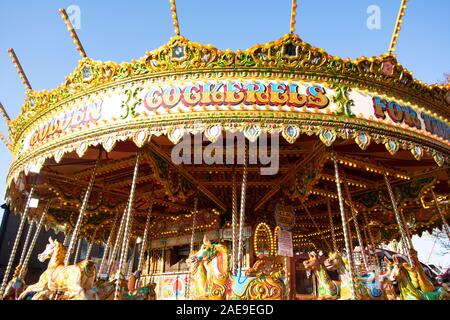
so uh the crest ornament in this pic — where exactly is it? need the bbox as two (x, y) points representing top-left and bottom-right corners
(319, 129), (337, 147)
(411, 145), (423, 161)
(133, 130), (149, 148)
(282, 125), (300, 144)
(204, 125), (222, 143)
(55, 150), (65, 163)
(168, 127), (185, 144)
(244, 124), (262, 142)
(76, 142), (88, 158)
(385, 140), (399, 155)
(102, 136), (117, 152)
(432, 151), (445, 167)
(355, 132), (371, 150)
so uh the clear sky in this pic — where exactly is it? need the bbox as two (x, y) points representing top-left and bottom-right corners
(0, 1), (448, 266)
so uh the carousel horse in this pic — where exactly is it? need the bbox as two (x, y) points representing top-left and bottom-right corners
(385, 255), (447, 300)
(2, 266), (27, 300)
(302, 252), (339, 300)
(324, 252), (385, 300)
(186, 236), (285, 300)
(18, 237), (97, 300)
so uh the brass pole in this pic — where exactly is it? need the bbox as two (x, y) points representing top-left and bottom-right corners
(332, 154), (356, 300)
(114, 153), (141, 300)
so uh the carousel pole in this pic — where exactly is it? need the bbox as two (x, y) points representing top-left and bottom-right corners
(343, 181), (369, 271)
(73, 238), (82, 264)
(107, 205), (127, 277)
(362, 211), (380, 269)
(290, 0), (298, 34)
(0, 186), (35, 299)
(231, 170), (238, 275)
(382, 171), (413, 265)
(127, 241), (137, 277)
(326, 198), (338, 253)
(388, 0), (409, 55)
(331, 153), (356, 300)
(85, 228), (98, 260)
(64, 156), (100, 266)
(399, 209), (414, 251)
(301, 203), (333, 253)
(98, 212), (119, 277)
(20, 201), (51, 278)
(189, 198), (199, 254)
(18, 220), (35, 268)
(237, 144), (248, 271)
(63, 233), (70, 246)
(169, 0), (181, 36)
(137, 204), (153, 273)
(114, 153), (141, 300)
(186, 197), (198, 300)
(431, 189), (450, 240)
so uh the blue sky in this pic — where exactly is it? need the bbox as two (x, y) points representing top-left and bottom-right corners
(0, 1), (449, 266)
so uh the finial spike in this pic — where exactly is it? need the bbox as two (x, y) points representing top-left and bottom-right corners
(169, 0), (181, 36)
(0, 131), (10, 149)
(290, 0), (298, 34)
(388, 0), (409, 55)
(7, 48), (32, 91)
(0, 102), (11, 123)
(59, 8), (87, 58)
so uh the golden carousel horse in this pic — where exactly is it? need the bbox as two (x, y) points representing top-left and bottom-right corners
(18, 237), (97, 300)
(186, 236), (285, 300)
(324, 252), (387, 300)
(385, 253), (448, 300)
(303, 252), (339, 300)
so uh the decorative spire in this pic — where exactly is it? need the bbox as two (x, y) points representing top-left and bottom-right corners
(7, 48), (32, 91)
(388, 0), (409, 55)
(290, 0), (298, 34)
(59, 8), (87, 58)
(0, 102), (11, 123)
(169, 0), (181, 36)
(0, 131), (10, 149)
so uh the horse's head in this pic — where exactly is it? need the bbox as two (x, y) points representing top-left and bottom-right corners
(303, 252), (323, 271)
(324, 251), (343, 271)
(385, 256), (402, 283)
(38, 237), (58, 262)
(193, 235), (218, 262)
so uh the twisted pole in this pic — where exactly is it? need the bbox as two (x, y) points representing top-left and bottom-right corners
(20, 201), (51, 277)
(64, 157), (100, 266)
(326, 198), (338, 253)
(0, 186), (35, 299)
(107, 205), (128, 277)
(114, 153), (141, 300)
(344, 180), (369, 271)
(18, 221), (35, 267)
(137, 204), (153, 273)
(86, 228), (98, 260)
(231, 170), (238, 275)
(383, 171), (413, 265)
(237, 144), (248, 271)
(73, 238), (82, 264)
(332, 153), (356, 300)
(98, 212), (119, 278)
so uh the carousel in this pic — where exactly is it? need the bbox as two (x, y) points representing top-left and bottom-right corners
(0, 0), (449, 300)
